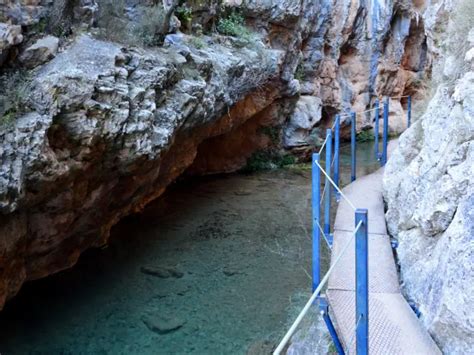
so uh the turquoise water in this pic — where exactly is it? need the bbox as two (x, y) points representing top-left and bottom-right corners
(0, 141), (380, 355)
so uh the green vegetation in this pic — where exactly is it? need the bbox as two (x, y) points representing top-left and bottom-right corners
(0, 72), (31, 127)
(176, 5), (193, 30)
(242, 150), (296, 173)
(188, 36), (206, 49)
(217, 11), (253, 42)
(259, 126), (281, 145)
(295, 62), (305, 81)
(356, 130), (375, 142)
(137, 5), (168, 47)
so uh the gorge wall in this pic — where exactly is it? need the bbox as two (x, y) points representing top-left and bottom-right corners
(0, 0), (436, 310)
(383, 0), (474, 352)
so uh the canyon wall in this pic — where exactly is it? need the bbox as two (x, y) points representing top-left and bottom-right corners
(383, 0), (474, 352)
(0, 0), (435, 309)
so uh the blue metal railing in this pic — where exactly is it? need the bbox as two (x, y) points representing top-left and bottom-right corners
(374, 99), (380, 160)
(274, 95), (412, 355)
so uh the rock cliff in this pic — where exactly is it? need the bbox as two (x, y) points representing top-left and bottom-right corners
(0, 0), (434, 309)
(383, 0), (474, 352)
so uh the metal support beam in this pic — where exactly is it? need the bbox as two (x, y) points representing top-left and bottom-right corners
(356, 209), (369, 355)
(312, 153), (321, 292)
(334, 115), (340, 199)
(324, 129), (332, 238)
(382, 97), (389, 166)
(351, 112), (356, 182)
(319, 297), (345, 355)
(374, 99), (380, 160)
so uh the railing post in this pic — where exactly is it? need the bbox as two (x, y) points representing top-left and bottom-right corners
(319, 297), (345, 355)
(356, 209), (369, 355)
(351, 112), (356, 182)
(407, 95), (412, 128)
(334, 115), (340, 199)
(381, 97), (389, 166)
(374, 99), (380, 160)
(312, 153), (321, 292)
(324, 129), (332, 240)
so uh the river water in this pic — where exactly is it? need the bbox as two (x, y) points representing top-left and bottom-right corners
(0, 142), (380, 355)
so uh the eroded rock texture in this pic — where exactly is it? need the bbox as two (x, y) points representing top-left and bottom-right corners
(383, 18), (474, 354)
(0, 0), (438, 309)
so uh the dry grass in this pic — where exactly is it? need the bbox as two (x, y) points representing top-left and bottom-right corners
(0, 71), (31, 126)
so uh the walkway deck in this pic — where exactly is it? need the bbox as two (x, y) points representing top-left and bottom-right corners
(325, 144), (441, 354)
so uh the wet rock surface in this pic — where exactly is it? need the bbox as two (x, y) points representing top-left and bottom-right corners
(142, 314), (186, 334)
(140, 266), (184, 279)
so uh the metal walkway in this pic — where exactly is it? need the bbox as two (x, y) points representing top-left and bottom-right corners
(325, 153), (440, 354)
(275, 98), (441, 355)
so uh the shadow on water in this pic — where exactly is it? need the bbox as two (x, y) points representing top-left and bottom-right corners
(0, 141), (381, 355)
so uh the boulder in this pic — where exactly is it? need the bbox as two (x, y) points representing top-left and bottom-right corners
(283, 95), (322, 149)
(0, 23), (23, 65)
(19, 35), (59, 68)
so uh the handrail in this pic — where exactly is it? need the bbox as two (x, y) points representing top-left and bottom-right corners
(314, 160), (357, 211)
(318, 135), (329, 155)
(273, 220), (364, 354)
(278, 95), (411, 355)
(335, 95), (410, 119)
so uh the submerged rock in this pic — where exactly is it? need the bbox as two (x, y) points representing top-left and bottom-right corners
(140, 266), (184, 279)
(142, 315), (186, 334)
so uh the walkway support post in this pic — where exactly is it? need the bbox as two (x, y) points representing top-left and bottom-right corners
(382, 97), (389, 166)
(312, 153), (321, 292)
(324, 129), (332, 240)
(407, 95), (412, 128)
(374, 99), (380, 160)
(351, 112), (356, 182)
(334, 115), (340, 199)
(356, 209), (369, 355)
(320, 297), (345, 355)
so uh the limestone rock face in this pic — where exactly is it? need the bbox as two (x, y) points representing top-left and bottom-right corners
(19, 35), (59, 68)
(283, 96), (322, 149)
(0, 34), (283, 308)
(275, 0), (442, 150)
(383, 39), (474, 355)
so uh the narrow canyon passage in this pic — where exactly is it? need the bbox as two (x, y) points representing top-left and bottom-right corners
(0, 142), (380, 354)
